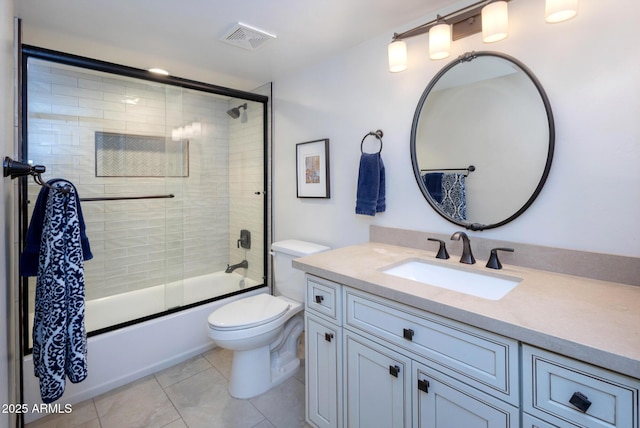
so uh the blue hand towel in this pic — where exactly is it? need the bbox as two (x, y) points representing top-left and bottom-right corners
(423, 173), (443, 203)
(355, 153), (386, 216)
(20, 178), (92, 277)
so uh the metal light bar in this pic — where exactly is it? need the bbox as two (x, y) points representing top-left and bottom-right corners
(391, 0), (511, 42)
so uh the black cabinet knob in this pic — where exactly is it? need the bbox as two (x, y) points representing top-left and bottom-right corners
(417, 379), (430, 393)
(389, 365), (400, 377)
(403, 328), (414, 341)
(314, 295), (324, 304)
(324, 332), (334, 342)
(569, 391), (592, 413)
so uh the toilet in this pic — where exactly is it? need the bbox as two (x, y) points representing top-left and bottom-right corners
(207, 239), (330, 399)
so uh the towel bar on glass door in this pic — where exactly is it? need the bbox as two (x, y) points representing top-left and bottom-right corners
(80, 194), (175, 202)
(3, 157), (175, 201)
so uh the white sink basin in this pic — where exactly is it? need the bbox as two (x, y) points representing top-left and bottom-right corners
(381, 259), (522, 300)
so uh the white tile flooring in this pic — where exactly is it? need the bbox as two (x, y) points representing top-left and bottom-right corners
(26, 343), (311, 428)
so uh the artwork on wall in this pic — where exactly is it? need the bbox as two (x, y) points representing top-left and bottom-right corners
(296, 139), (330, 198)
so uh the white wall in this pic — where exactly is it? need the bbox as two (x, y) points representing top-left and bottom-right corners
(1, 1), (13, 427)
(272, 0), (640, 257)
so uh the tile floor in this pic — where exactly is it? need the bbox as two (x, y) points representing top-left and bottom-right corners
(26, 344), (312, 428)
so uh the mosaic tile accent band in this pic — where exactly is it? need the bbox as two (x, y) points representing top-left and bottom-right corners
(95, 131), (189, 177)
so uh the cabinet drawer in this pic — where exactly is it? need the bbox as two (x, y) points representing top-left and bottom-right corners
(306, 275), (342, 324)
(523, 345), (639, 428)
(344, 288), (519, 405)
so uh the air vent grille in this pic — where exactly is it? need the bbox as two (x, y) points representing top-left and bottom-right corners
(220, 23), (276, 51)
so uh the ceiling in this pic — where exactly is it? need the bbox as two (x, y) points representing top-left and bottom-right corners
(14, 0), (459, 90)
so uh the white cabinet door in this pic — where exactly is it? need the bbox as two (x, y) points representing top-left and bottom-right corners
(345, 332), (412, 428)
(413, 361), (519, 428)
(306, 314), (342, 428)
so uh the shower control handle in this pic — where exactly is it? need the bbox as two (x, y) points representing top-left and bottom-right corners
(237, 229), (251, 249)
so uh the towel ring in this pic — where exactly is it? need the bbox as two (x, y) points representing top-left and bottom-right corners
(361, 130), (383, 154)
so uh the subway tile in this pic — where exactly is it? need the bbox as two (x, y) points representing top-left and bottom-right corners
(52, 83), (102, 100)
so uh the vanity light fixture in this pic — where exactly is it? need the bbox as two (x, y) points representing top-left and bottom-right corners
(545, 0), (578, 23)
(388, 39), (408, 72)
(429, 16), (452, 60)
(388, 0), (577, 71)
(482, 1), (509, 43)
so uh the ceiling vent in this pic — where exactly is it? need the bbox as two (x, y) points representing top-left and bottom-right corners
(220, 23), (276, 51)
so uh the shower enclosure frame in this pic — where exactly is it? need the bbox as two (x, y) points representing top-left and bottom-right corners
(18, 44), (270, 356)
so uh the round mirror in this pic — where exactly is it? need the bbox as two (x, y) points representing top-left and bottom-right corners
(411, 51), (554, 231)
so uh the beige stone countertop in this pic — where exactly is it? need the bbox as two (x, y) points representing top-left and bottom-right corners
(292, 243), (640, 379)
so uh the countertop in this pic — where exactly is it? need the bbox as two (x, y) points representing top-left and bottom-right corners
(292, 243), (640, 379)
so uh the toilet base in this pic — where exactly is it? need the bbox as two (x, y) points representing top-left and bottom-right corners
(228, 314), (304, 399)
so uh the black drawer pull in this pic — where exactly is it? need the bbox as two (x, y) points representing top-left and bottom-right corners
(389, 365), (400, 377)
(418, 379), (430, 393)
(403, 328), (414, 341)
(324, 332), (334, 342)
(569, 392), (592, 413)
(314, 295), (324, 304)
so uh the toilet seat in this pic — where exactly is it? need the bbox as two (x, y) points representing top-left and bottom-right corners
(208, 294), (290, 330)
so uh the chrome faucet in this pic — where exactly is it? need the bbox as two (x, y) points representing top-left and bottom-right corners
(225, 259), (248, 273)
(450, 231), (475, 264)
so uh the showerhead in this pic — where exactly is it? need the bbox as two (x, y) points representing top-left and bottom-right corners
(227, 103), (247, 119)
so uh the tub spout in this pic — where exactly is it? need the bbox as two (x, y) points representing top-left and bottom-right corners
(225, 260), (248, 273)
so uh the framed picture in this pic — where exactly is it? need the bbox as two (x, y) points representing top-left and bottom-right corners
(296, 139), (330, 198)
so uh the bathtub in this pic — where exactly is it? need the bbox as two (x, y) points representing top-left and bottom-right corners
(23, 271), (266, 423)
(85, 271), (261, 332)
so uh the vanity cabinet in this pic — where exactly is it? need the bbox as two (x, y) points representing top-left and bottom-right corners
(304, 274), (639, 428)
(344, 286), (519, 428)
(523, 345), (640, 428)
(305, 276), (343, 428)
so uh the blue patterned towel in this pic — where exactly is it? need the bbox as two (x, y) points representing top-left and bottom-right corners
(21, 178), (92, 277)
(437, 173), (467, 221)
(32, 180), (88, 403)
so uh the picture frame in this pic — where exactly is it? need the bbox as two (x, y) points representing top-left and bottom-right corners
(296, 139), (330, 198)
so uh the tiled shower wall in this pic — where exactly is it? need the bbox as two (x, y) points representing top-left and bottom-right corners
(228, 102), (265, 283)
(26, 59), (264, 302)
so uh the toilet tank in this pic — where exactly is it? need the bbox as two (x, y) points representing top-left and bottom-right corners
(271, 240), (330, 303)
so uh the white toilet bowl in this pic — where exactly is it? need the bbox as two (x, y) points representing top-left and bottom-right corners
(207, 239), (330, 399)
(208, 293), (304, 398)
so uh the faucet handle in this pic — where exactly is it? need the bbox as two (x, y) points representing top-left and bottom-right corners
(427, 238), (450, 260)
(486, 248), (514, 270)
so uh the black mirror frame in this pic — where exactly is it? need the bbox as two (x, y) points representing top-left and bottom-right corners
(410, 51), (555, 231)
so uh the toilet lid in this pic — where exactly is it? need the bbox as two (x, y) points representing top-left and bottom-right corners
(208, 294), (290, 330)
